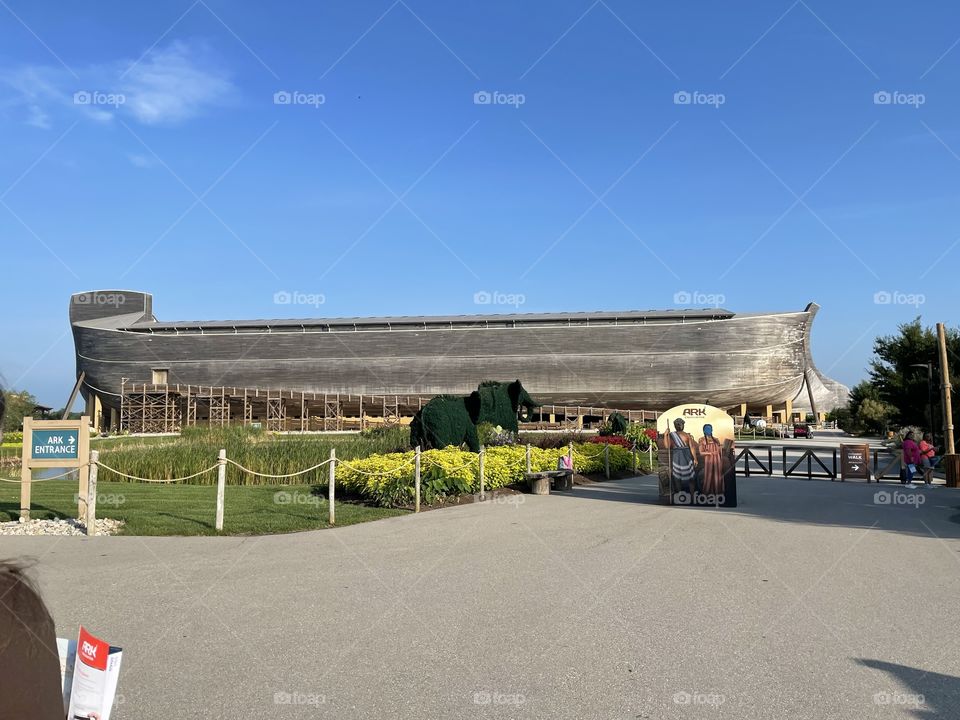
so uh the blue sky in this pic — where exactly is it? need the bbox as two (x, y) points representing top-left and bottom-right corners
(1, 0), (957, 405)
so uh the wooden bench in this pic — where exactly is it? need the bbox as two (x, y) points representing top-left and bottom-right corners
(525, 469), (573, 495)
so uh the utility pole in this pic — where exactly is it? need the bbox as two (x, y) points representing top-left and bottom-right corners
(937, 323), (954, 455)
(937, 323), (956, 487)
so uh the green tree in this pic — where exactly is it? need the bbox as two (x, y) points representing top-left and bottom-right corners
(2, 389), (39, 433)
(867, 318), (960, 433)
(848, 380), (881, 418)
(50, 407), (82, 420)
(856, 397), (894, 435)
(826, 405), (856, 433)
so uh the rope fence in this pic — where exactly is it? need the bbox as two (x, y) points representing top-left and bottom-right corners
(225, 457), (333, 479)
(336, 457), (416, 475)
(8, 442), (650, 535)
(0, 464), (89, 483)
(95, 461), (220, 484)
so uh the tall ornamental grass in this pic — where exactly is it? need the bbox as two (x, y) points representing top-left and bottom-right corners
(97, 426), (410, 485)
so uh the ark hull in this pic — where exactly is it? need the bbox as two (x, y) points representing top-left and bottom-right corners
(70, 291), (849, 415)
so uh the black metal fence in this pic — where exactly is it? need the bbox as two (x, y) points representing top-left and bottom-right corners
(734, 445), (903, 482)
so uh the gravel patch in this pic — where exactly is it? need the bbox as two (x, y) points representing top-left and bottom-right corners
(0, 517), (124, 536)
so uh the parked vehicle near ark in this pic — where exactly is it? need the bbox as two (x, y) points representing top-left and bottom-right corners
(793, 423), (813, 439)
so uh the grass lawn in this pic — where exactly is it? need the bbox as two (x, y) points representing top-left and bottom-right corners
(0, 479), (406, 536)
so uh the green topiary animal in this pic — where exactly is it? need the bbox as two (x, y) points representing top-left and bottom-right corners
(409, 395), (479, 452)
(608, 411), (629, 435)
(410, 380), (539, 451)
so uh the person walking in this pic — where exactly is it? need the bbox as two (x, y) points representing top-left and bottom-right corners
(919, 433), (939, 485)
(902, 431), (921, 486)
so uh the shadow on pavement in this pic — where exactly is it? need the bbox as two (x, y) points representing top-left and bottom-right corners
(857, 658), (960, 717)
(550, 474), (960, 540)
(563, 476), (662, 506)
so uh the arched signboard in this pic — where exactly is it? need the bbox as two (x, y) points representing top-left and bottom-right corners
(656, 404), (737, 507)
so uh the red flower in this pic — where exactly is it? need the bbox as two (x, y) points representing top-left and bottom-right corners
(589, 436), (632, 447)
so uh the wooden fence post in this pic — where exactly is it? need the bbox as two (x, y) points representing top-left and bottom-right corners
(329, 448), (336, 525)
(479, 447), (486, 500)
(19, 416), (31, 521)
(526, 444), (531, 474)
(215, 448), (226, 531)
(632, 446), (637, 474)
(604, 443), (610, 479)
(86, 450), (99, 536)
(415, 445), (421, 513)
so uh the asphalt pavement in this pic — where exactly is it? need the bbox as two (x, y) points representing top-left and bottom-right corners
(5, 473), (960, 719)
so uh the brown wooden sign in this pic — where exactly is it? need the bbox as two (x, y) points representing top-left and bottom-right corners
(840, 443), (870, 481)
(20, 416), (90, 520)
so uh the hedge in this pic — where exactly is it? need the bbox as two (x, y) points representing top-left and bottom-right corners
(332, 443), (637, 507)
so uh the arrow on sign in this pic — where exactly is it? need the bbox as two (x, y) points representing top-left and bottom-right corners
(68, 435), (76, 444)
(851, 464), (860, 471)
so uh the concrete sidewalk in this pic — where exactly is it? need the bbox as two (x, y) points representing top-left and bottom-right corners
(5, 475), (960, 719)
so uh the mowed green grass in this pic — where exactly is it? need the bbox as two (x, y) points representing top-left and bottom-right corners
(0, 479), (406, 536)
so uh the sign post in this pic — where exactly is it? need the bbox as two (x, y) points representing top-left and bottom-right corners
(840, 443), (870, 482)
(20, 416), (90, 521)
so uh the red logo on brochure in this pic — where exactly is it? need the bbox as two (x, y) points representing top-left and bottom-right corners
(77, 626), (109, 671)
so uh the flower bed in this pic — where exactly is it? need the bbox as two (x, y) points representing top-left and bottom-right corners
(332, 443), (636, 507)
(588, 435), (633, 448)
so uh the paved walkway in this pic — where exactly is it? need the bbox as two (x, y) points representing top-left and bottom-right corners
(6, 475), (960, 719)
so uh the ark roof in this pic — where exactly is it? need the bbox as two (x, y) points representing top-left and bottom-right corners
(126, 308), (737, 331)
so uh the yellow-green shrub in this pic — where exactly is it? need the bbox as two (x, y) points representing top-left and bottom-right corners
(329, 443), (639, 507)
(334, 451), (417, 507)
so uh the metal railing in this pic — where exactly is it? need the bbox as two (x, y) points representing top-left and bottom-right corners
(783, 447), (837, 480)
(735, 447), (773, 476)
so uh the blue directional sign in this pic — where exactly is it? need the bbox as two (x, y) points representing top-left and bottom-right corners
(31, 430), (80, 460)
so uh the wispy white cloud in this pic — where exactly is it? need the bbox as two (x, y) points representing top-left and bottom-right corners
(120, 41), (234, 125)
(25, 104), (51, 129)
(1, 65), (61, 128)
(127, 153), (156, 168)
(0, 40), (235, 129)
